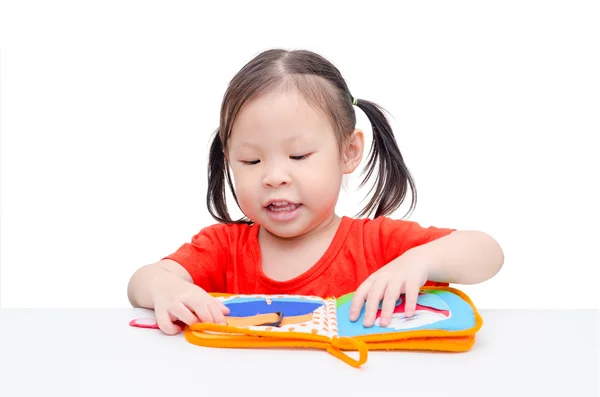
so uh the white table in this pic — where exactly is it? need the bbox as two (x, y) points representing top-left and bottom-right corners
(0, 308), (598, 397)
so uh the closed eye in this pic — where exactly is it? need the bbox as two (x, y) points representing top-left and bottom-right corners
(240, 159), (260, 165)
(290, 153), (311, 161)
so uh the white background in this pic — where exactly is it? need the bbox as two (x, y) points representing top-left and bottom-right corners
(1, 1), (598, 309)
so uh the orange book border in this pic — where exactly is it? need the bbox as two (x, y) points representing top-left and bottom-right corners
(183, 286), (483, 368)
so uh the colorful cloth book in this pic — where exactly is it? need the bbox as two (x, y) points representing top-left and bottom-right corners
(130, 286), (483, 368)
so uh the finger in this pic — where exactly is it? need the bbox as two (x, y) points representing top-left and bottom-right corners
(349, 279), (373, 321)
(155, 308), (181, 335)
(216, 299), (230, 315)
(208, 302), (227, 325)
(363, 279), (387, 327)
(378, 279), (404, 327)
(403, 279), (421, 317)
(171, 302), (200, 326)
(188, 301), (214, 324)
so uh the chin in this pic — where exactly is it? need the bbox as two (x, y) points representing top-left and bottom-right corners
(261, 224), (307, 239)
(255, 207), (333, 240)
(262, 216), (318, 238)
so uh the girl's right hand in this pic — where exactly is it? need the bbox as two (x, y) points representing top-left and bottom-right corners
(152, 277), (230, 335)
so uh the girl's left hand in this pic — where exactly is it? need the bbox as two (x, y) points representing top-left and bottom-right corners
(349, 255), (429, 327)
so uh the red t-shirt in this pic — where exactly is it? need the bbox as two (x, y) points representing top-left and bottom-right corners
(163, 216), (455, 298)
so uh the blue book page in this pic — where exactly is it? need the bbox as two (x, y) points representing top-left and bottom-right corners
(334, 290), (477, 337)
(216, 294), (338, 338)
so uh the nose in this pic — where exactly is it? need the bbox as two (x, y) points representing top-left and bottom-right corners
(262, 165), (291, 187)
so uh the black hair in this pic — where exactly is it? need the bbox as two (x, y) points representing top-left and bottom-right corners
(207, 49), (416, 224)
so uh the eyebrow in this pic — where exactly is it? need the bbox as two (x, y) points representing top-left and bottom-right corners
(231, 134), (306, 149)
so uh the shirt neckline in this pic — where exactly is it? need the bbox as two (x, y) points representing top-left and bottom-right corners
(249, 216), (354, 293)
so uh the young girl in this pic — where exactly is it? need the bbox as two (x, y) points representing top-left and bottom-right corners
(127, 49), (504, 335)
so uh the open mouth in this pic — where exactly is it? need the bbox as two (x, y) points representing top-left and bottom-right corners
(264, 200), (303, 221)
(265, 201), (302, 212)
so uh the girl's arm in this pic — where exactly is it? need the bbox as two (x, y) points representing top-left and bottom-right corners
(404, 230), (504, 284)
(127, 259), (229, 334)
(127, 259), (193, 309)
(350, 230), (504, 326)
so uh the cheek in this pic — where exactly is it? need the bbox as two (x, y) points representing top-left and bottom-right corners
(302, 163), (343, 198)
(232, 171), (256, 205)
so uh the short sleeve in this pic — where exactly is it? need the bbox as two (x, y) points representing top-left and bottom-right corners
(372, 217), (456, 265)
(162, 224), (229, 292)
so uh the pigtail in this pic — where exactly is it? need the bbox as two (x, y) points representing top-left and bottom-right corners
(354, 99), (417, 219)
(206, 129), (250, 224)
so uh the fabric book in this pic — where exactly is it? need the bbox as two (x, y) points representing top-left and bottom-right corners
(130, 286), (483, 368)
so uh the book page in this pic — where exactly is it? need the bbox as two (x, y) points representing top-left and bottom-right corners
(215, 294), (337, 338)
(334, 289), (477, 337)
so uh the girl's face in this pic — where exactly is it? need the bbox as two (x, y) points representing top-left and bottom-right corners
(227, 87), (362, 239)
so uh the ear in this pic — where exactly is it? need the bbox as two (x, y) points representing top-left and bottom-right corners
(342, 129), (364, 174)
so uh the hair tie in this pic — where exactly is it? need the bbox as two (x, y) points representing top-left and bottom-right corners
(352, 97), (358, 106)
